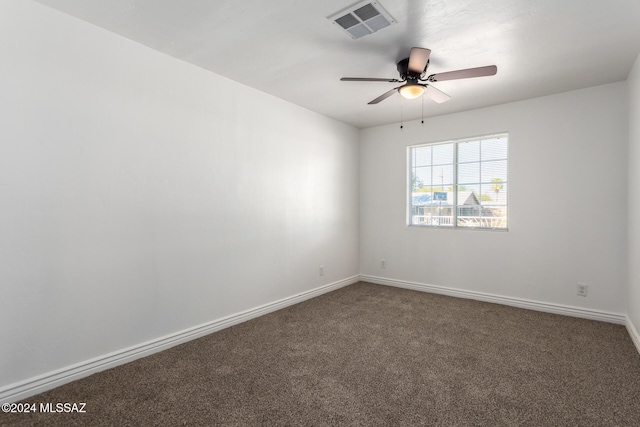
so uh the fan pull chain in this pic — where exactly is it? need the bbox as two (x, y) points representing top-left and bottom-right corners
(400, 96), (404, 130)
(421, 93), (425, 125)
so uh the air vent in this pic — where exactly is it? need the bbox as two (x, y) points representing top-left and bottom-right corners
(328, 1), (396, 40)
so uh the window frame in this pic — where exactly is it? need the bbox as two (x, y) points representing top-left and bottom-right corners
(407, 132), (509, 231)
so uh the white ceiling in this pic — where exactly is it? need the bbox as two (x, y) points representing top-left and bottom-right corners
(34, 0), (640, 129)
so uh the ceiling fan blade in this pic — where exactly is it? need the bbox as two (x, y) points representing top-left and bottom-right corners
(427, 65), (497, 82)
(368, 87), (400, 104)
(341, 77), (400, 82)
(407, 47), (431, 74)
(425, 85), (451, 103)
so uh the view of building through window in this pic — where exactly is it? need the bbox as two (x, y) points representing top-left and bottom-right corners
(408, 134), (508, 229)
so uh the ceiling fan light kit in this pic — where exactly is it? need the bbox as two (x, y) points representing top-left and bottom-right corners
(341, 47), (497, 105)
(399, 84), (425, 99)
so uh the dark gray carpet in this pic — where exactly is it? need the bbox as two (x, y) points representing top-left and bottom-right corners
(2, 282), (640, 426)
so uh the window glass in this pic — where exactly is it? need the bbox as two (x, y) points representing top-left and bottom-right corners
(408, 134), (508, 230)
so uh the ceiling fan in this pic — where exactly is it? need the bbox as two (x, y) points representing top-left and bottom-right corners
(341, 47), (497, 104)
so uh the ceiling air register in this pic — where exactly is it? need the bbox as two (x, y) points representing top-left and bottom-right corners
(329, 1), (396, 39)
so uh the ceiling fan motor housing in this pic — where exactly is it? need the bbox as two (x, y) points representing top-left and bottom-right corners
(397, 57), (425, 81)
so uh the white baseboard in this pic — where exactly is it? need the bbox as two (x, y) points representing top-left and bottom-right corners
(0, 275), (359, 404)
(360, 275), (627, 325)
(626, 316), (640, 355)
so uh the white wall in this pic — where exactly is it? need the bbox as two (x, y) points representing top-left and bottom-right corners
(0, 0), (359, 393)
(628, 53), (640, 337)
(360, 82), (628, 315)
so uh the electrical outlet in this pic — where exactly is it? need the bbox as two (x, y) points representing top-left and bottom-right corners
(381, 259), (386, 269)
(319, 265), (324, 276)
(577, 284), (588, 297)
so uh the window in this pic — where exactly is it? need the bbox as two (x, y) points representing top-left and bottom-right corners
(408, 133), (508, 229)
